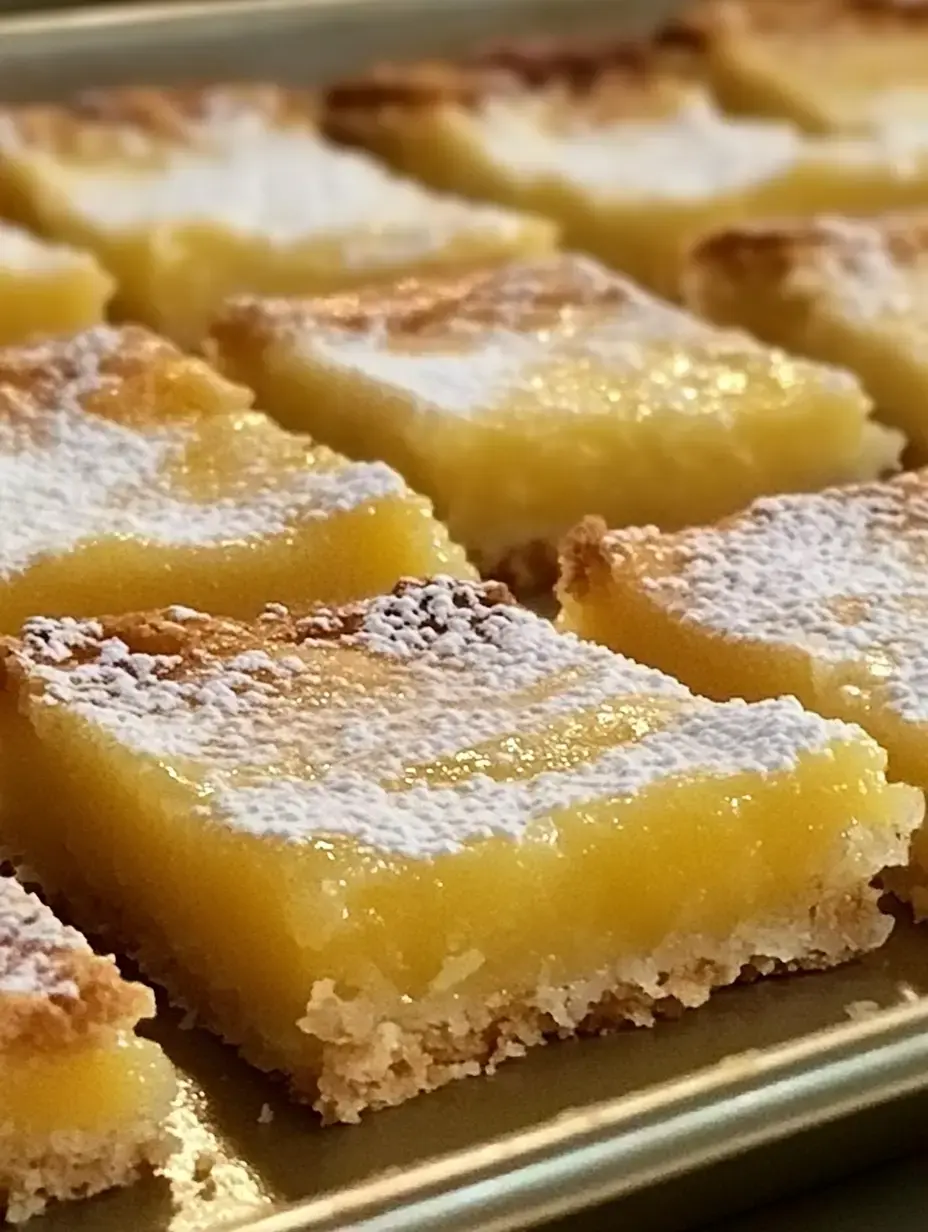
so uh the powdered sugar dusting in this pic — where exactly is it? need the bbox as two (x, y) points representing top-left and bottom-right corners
(620, 472), (928, 723)
(279, 256), (770, 419)
(13, 578), (853, 858)
(782, 215), (928, 328)
(18, 97), (526, 254)
(0, 875), (87, 1000)
(0, 325), (407, 578)
(471, 94), (802, 201)
(215, 696), (837, 856)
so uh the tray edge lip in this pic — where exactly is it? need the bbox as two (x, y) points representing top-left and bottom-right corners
(228, 997), (928, 1232)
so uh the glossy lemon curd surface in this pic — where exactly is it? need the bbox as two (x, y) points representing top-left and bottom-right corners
(0, 412), (471, 634)
(0, 1034), (176, 1138)
(0, 636), (912, 1095)
(219, 322), (897, 574)
(690, 242), (928, 462)
(0, 330), (471, 634)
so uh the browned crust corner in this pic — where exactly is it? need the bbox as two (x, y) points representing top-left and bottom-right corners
(2, 579), (520, 691)
(686, 217), (845, 290)
(686, 212), (928, 306)
(0, 903), (154, 1052)
(0, 322), (248, 427)
(556, 515), (613, 602)
(212, 255), (632, 350)
(324, 31), (706, 131)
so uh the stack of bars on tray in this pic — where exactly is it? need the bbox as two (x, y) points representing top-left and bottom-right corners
(5, 0), (928, 1220)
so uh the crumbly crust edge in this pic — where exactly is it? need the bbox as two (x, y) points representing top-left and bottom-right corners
(304, 859), (911, 1123)
(0, 943), (154, 1053)
(0, 1117), (171, 1224)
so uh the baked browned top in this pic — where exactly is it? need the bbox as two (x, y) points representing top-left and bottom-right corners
(0, 874), (154, 1052)
(324, 32), (704, 125)
(0, 83), (320, 158)
(211, 254), (636, 350)
(0, 581), (518, 697)
(690, 213), (928, 289)
(0, 323), (248, 429)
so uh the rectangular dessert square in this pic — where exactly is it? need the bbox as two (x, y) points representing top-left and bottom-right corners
(557, 476), (928, 909)
(0, 86), (555, 346)
(209, 253), (901, 589)
(326, 39), (928, 299)
(0, 323), (469, 634)
(0, 873), (175, 1223)
(673, 0), (928, 134)
(683, 213), (928, 460)
(0, 578), (919, 1123)
(0, 221), (113, 344)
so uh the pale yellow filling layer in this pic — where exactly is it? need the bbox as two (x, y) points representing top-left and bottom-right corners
(220, 335), (895, 569)
(0, 1034), (175, 1139)
(0, 692), (910, 1092)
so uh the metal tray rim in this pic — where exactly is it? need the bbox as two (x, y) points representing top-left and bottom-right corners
(2, 3), (928, 1230)
(234, 999), (928, 1232)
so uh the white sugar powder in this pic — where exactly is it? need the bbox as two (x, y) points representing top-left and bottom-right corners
(0, 327), (407, 578)
(0, 875), (86, 1000)
(17, 579), (850, 859)
(51, 110), (523, 249)
(618, 475), (928, 723)
(473, 95), (802, 201)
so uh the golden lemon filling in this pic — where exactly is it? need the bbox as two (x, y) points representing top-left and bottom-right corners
(1, 1036), (174, 1140)
(209, 254), (898, 591)
(0, 323), (469, 634)
(676, 0), (928, 133)
(0, 578), (919, 1124)
(0, 221), (113, 345)
(0, 874), (175, 1223)
(557, 474), (928, 907)
(684, 213), (928, 461)
(0, 85), (554, 346)
(325, 47), (928, 299)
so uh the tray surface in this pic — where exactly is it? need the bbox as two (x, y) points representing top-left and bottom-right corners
(1, 2), (928, 1231)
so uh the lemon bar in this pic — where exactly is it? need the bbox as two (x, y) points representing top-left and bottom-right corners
(674, 0), (928, 135)
(684, 213), (928, 459)
(0, 221), (113, 345)
(559, 474), (928, 902)
(0, 86), (554, 346)
(326, 40), (928, 299)
(0, 323), (469, 634)
(209, 253), (901, 589)
(0, 873), (174, 1222)
(0, 579), (920, 1122)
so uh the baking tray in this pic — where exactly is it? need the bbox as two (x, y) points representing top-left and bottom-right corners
(4, 1), (928, 1230)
